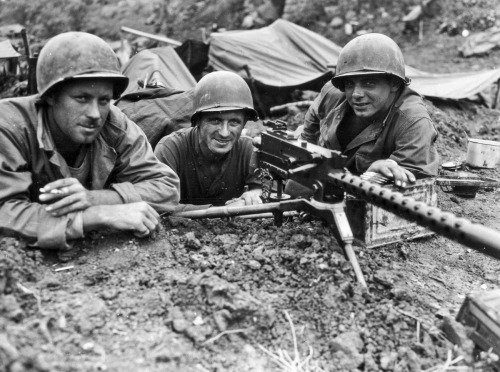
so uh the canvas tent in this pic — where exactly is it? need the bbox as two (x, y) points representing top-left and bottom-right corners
(0, 40), (20, 59)
(210, 19), (340, 91)
(209, 19), (500, 104)
(0, 39), (20, 76)
(121, 45), (196, 96)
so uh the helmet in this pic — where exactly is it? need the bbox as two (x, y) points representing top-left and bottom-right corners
(36, 32), (129, 98)
(191, 71), (258, 125)
(332, 33), (410, 90)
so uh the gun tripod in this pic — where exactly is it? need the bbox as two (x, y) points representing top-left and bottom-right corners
(173, 177), (368, 288)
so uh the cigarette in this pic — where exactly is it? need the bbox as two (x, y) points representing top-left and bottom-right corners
(54, 265), (74, 272)
(39, 189), (63, 195)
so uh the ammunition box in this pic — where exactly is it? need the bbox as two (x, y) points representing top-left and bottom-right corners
(456, 289), (500, 368)
(345, 178), (437, 248)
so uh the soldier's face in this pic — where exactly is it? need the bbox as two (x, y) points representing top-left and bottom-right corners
(198, 110), (246, 157)
(47, 79), (114, 146)
(343, 75), (399, 121)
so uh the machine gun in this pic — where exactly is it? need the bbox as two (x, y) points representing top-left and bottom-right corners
(173, 120), (500, 288)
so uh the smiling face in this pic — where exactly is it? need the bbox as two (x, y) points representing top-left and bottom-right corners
(197, 110), (246, 157)
(46, 79), (114, 150)
(343, 75), (400, 122)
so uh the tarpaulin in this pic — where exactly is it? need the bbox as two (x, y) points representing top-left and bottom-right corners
(406, 65), (500, 101)
(209, 19), (500, 102)
(459, 26), (500, 57)
(209, 19), (341, 90)
(0, 40), (20, 59)
(121, 46), (196, 96)
(115, 87), (193, 148)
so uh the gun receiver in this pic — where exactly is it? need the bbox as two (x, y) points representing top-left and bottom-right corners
(173, 121), (500, 287)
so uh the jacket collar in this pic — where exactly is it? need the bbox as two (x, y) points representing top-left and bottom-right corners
(332, 88), (404, 152)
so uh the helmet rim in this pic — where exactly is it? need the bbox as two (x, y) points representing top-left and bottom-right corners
(36, 31), (128, 98)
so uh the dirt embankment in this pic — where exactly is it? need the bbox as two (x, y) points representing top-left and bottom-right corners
(2, 1), (500, 371)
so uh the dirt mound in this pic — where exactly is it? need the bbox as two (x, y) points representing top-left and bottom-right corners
(1, 209), (499, 371)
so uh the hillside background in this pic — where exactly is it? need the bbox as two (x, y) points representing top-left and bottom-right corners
(1, 0), (499, 75)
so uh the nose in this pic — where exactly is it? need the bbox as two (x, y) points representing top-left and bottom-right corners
(218, 122), (230, 137)
(86, 99), (101, 120)
(351, 83), (364, 98)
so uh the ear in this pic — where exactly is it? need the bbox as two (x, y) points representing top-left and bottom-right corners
(390, 77), (402, 92)
(45, 93), (56, 106)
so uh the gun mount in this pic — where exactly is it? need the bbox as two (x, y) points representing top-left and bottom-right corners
(173, 121), (500, 288)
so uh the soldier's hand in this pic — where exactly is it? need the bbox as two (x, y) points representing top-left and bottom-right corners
(88, 202), (160, 238)
(226, 189), (262, 206)
(40, 178), (94, 216)
(367, 159), (416, 187)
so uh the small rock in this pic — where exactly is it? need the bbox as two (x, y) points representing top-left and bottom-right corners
(184, 232), (202, 250)
(172, 318), (189, 333)
(391, 286), (414, 301)
(329, 16), (343, 28)
(100, 288), (119, 301)
(330, 331), (364, 355)
(183, 324), (213, 343)
(435, 307), (451, 319)
(245, 260), (262, 270)
(0, 295), (24, 321)
(39, 276), (61, 290)
(290, 234), (310, 249)
(379, 350), (398, 370)
(373, 269), (396, 287)
(189, 254), (204, 264)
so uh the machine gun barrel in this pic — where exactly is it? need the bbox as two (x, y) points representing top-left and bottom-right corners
(329, 172), (500, 259)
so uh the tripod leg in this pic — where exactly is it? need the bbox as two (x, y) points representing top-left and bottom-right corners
(272, 210), (284, 227)
(328, 204), (367, 288)
(342, 242), (367, 288)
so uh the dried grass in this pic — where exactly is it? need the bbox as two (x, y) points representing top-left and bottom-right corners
(258, 310), (324, 372)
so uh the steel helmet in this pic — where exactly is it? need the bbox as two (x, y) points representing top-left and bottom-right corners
(332, 33), (410, 90)
(191, 71), (258, 125)
(36, 31), (129, 98)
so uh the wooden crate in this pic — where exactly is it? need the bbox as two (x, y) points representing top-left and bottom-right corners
(456, 289), (500, 367)
(345, 178), (437, 248)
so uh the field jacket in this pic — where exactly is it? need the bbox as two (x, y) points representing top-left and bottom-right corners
(302, 82), (439, 178)
(155, 127), (260, 206)
(0, 95), (180, 249)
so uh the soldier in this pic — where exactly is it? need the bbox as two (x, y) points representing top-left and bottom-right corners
(302, 33), (439, 187)
(154, 71), (262, 206)
(0, 32), (180, 250)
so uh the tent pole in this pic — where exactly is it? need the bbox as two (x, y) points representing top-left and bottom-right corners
(494, 78), (500, 109)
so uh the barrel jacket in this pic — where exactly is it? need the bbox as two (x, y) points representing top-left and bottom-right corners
(0, 95), (180, 249)
(301, 82), (439, 178)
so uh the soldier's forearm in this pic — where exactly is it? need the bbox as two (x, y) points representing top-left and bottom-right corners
(88, 189), (124, 206)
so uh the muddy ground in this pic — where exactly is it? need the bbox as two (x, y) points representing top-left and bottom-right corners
(3, 13), (500, 372)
